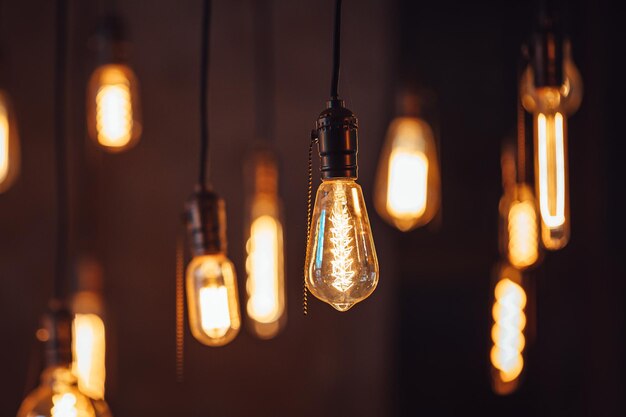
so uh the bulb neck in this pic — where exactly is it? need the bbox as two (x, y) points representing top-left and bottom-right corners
(185, 187), (227, 257)
(313, 99), (358, 180)
(95, 13), (130, 64)
(41, 301), (73, 368)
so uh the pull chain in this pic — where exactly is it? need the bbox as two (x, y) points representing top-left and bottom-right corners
(175, 234), (184, 382)
(303, 135), (318, 316)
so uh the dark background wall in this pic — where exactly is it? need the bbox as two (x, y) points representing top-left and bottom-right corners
(0, 1), (623, 416)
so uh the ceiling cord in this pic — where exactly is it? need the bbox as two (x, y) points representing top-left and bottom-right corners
(198, 0), (211, 188)
(330, 0), (342, 100)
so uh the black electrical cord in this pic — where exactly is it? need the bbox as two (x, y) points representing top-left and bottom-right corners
(53, 0), (68, 302)
(330, 0), (342, 100)
(253, 0), (275, 142)
(198, 0), (211, 188)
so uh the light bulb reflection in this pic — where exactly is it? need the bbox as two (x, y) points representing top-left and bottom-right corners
(490, 276), (527, 387)
(72, 314), (106, 400)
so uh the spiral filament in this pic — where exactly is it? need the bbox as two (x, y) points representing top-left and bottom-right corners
(96, 81), (133, 148)
(328, 185), (356, 292)
(490, 277), (527, 385)
(508, 199), (539, 268)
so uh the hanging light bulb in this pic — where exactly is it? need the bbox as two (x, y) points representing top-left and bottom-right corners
(490, 264), (527, 395)
(521, 17), (582, 249)
(185, 189), (241, 346)
(71, 258), (107, 401)
(87, 14), (141, 152)
(304, 0), (378, 312)
(498, 146), (541, 270)
(0, 90), (20, 193)
(244, 151), (286, 338)
(374, 93), (441, 231)
(18, 307), (97, 417)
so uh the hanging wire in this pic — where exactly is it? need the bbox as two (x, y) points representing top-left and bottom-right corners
(516, 92), (526, 183)
(330, 0), (342, 100)
(253, 0), (275, 142)
(53, 0), (69, 301)
(175, 235), (184, 382)
(198, 0), (212, 188)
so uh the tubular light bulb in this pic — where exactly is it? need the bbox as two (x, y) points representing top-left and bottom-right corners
(0, 91), (20, 193)
(306, 179), (379, 311)
(374, 117), (440, 231)
(521, 41), (582, 249)
(87, 64), (141, 152)
(499, 183), (540, 270)
(72, 314), (106, 400)
(17, 366), (96, 417)
(244, 153), (286, 338)
(186, 254), (241, 346)
(490, 266), (527, 394)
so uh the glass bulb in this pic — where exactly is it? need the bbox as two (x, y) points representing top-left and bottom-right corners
(186, 254), (241, 346)
(244, 152), (286, 338)
(521, 42), (582, 250)
(374, 117), (440, 231)
(499, 183), (540, 270)
(71, 313), (106, 400)
(0, 90), (20, 193)
(87, 64), (141, 152)
(305, 179), (379, 311)
(490, 265), (527, 394)
(17, 366), (96, 417)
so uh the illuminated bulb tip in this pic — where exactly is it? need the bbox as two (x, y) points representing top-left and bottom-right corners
(331, 302), (355, 312)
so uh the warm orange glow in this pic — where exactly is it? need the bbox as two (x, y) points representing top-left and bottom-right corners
(0, 92), (19, 193)
(72, 314), (106, 400)
(374, 117), (440, 231)
(0, 103), (8, 184)
(186, 254), (241, 346)
(386, 148), (428, 220)
(507, 199), (539, 268)
(491, 277), (527, 384)
(88, 64), (141, 152)
(246, 215), (284, 325)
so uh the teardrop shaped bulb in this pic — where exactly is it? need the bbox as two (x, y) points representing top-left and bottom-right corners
(306, 179), (379, 311)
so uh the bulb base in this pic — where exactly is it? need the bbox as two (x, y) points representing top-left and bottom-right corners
(94, 13), (130, 64)
(41, 300), (73, 368)
(314, 99), (358, 180)
(185, 187), (227, 257)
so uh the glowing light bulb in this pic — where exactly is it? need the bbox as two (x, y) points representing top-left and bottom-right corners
(0, 91), (20, 193)
(499, 183), (540, 270)
(306, 179), (379, 311)
(490, 266), (527, 394)
(521, 41), (582, 250)
(17, 366), (96, 417)
(186, 254), (241, 346)
(244, 152), (286, 338)
(72, 314), (105, 400)
(374, 117), (440, 231)
(87, 64), (141, 152)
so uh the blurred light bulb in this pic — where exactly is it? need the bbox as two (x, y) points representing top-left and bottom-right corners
(499, 183), (540, 270)
(490, 266), (527, 394)
(17, 366), (96, 417)
(306, 179), (379, 311)
(72, 314), (105, 400)
(521, 41), (582, 250)
(374, 117), (440, 231)
(186, 254), (241, 346)
(244, 152), (286, 339)
(87, 64), (141, 152)
(0, 91), (20, 193)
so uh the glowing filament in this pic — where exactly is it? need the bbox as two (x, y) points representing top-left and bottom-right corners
(72, 314), (106, 400)
(490, 278), (527, 383)
(329, 186), (355, 292)
(0, 103), (8, 184)
(51, 393), (78, 417)
(199, 285), (231, 338)
(386, 148), (428, 219)
(247, 215), (283, 323)
(96, 83), (133, 148)
(508, 200), (539, 268)
(537, 112), (565, 228)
